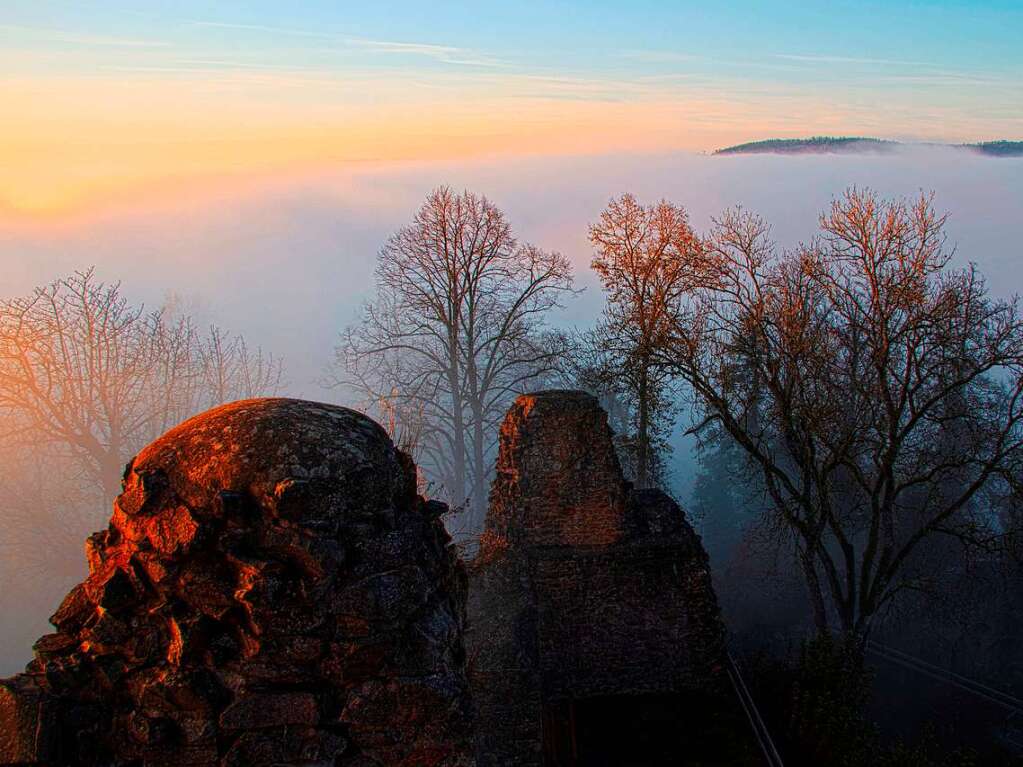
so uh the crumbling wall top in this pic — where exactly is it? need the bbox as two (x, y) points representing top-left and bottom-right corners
(486, 390), (628, 548)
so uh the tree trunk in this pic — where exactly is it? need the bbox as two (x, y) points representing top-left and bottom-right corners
(636, 364), (650, 489)
(800, 550), (831, 636)
(446, 360), (468, 514)
(470, 399), (487, 530)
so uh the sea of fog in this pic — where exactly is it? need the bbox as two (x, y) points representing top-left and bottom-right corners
(1, 147), (1021, 673)
(4, 147), (1021, 400)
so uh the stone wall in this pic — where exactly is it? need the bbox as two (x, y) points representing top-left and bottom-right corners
(487, 391), (627, 548)
(0, 399), (472, 767)
(468, 391), (728, 767)
(0, 391), (732, 767)
(534, 544), (721, 702)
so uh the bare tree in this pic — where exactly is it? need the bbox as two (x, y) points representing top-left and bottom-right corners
(0, 269), (284, 500)
(196, 324), (284, 404)
(661, 189), (1023, 638)
(588, 194), (709, 488)
(559, 328), (671, 487)
(0, 270), (167, 499)
(334, 187), (575, 528)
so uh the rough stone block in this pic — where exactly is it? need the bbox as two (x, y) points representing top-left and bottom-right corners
(0, 677), (58, 765)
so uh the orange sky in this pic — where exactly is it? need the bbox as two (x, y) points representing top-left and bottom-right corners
(7, 65), (1021, 217)
(3, 73), (808, 214)
(11, 59), (1017, 218)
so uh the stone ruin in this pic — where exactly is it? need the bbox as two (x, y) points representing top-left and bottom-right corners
(467, 391), (731, 766)
(1, 391), (736, 766)
(0, 399), (472, 767)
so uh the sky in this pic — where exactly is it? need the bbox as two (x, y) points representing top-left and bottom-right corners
(2, 1), (1022, 213)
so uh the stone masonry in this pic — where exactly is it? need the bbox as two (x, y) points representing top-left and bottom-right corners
(467, 391), (728, 766)
(0, 399), (472, 767)
(0, 391), (733, 766)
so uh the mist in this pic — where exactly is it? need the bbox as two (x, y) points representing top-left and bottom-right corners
(2, 145), (1022, 676)
(5, 146), (1022, 391)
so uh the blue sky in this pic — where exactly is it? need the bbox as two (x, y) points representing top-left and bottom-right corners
(6, 1), (1023, 77)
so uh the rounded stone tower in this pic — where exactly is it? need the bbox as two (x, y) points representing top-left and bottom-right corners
(0, 399), (472, 767)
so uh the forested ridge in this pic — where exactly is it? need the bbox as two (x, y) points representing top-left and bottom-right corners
(716, 136), (1023, 156)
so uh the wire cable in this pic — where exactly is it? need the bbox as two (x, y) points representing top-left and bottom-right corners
(727, 651), (786, 767)
(866, 640), (1023, 715)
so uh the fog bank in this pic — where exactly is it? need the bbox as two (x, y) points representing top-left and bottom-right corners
(4, 147), (1021, 396)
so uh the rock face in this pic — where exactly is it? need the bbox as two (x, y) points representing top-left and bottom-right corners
(467, 391), (728, 767)
(0, 399), (472, 767)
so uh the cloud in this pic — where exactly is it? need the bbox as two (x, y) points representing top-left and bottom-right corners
(98, 58), (331, 76)
(190, 20), (505, 68)
(773, 53), (934, 67)
(0, 23), (169, 48)
(875, 72), (1013, 87)
(189, 20), (334, 39)
(617, 50), (701, 64)
(346, 38), (506, 68)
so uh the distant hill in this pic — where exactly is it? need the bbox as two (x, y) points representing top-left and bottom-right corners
(715, 136), (1023, 157)
(968, 140), (1023, 157)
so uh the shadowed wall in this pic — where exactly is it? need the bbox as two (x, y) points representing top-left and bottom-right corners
(467, 391), (729, 766)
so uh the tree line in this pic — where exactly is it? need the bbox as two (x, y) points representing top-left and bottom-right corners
(2, 187), (1021, 650)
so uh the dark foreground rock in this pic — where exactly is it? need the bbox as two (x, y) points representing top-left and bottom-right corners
(0, 398), (472, 767)
(467, 391), (731, 766)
